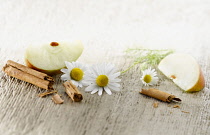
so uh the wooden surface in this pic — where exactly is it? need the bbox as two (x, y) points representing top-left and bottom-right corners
(0, 0), (210, 135)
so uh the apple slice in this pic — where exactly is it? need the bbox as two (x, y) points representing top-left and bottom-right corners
(25, 41), (84, 75)
(158, 53), (205, 92)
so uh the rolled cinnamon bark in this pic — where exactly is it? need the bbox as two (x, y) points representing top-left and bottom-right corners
(2, 60), (54, 90)
(140, 88), (181, 103)
(63, 81), (83, 102)
(38, 90), (57, 97)
(52, 94), (64, 104)
(5, 60), (53, 81)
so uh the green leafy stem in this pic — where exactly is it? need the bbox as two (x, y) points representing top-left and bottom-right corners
(121, 48), (174, 74)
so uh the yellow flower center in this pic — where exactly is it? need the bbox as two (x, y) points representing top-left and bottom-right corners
(70, 68), (84, 81)
(143, 75), (152, 83)
(96, 75), (109, 87)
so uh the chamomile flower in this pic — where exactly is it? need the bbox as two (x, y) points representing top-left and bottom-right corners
(140, 67), (158, 86)
(61, 61), (87, 87)
(84, 63), (121, 96)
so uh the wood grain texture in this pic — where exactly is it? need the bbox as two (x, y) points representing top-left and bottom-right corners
(0, 0), (210, 135)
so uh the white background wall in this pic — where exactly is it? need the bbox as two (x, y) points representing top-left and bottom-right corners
(0, 0), (209, 56)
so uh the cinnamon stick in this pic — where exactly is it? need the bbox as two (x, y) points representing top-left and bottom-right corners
(140, 88), (181, 103)
(38, 90), (57, 97)
(63, 81), (83, 102)
(2, 60), (54, 90)
(52, 94), (64, 104)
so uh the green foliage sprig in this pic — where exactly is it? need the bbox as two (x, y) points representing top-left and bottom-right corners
(121, 48), (174, 73)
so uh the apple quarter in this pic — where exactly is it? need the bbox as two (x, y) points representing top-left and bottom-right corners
(158, 53), (205, 92)
(25, 41), (84, 75)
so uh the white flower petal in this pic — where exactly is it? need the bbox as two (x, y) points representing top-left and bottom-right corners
(108, 85), (120, 91)
(109, 82), (120, 88)
(98, 88), (103, 96)
(72, 61), (76, 65)
(77, 62), (81, 68)
(78, 82), (83, 88)
(82, 80), (94, 86)
(65, 61), (73, 69)
(151, 77), (158, 84)
(82, 81), (89, 86)
(104, 87), (112, 95)
(61, 68), (68, 74)
(109, 72), (121, 79)
(61, 74), (70, 81)
(81, 66), (87, 71)
(72, 80), (79, 87)
(86, 76), (96, 81)
(91, 87), (99, 94)
(90, 67), (99, 77)
(85, 84), (96, 92)
(107, 66), (116, 75)
(110, 79), (121, 82)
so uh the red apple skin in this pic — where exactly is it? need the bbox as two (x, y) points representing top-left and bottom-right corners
(186, 67), (205, 92)
(25, 59), (62, 76)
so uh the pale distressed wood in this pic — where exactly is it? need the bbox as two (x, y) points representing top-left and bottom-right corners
(0, 1), (210, 135)
(0, 46), (210, 135)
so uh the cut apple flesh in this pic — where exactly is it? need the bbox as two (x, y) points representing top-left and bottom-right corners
(158, 53), (205, 92)
(25, 41), (84, 75)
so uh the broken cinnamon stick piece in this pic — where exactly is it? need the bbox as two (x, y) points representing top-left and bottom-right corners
(181, 111), (190, 113)
(52, 94), (64, 104)
(173, 105), (181, 108)
(153, 102), (159, 108)
(63, 81), (83, 102)
(2, 60), (54, 90)
(38, 90), (57, 97)
(140, 88), (181, 103)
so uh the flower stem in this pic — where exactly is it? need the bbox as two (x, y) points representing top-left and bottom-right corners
(121, 63), (138, 74)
